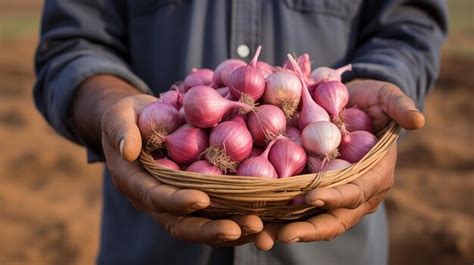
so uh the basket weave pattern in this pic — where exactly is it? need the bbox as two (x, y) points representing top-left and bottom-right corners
(140, 122), (401, 221)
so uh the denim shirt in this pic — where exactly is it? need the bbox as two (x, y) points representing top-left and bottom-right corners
(33, 1), (447, 264)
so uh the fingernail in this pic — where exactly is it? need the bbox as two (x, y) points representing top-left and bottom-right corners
(408, 109), (423, 114)
(218, 234), (239, 242)
(288, 237), (300, 243)
(188, 201), (207, 212)
(310, 199), (325, 207)
(119, 138), (125, 158)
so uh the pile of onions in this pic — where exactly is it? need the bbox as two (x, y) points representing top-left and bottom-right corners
(138, 47), (379, 178)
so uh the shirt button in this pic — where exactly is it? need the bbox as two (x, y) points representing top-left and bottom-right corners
(237, 44), (250, 58)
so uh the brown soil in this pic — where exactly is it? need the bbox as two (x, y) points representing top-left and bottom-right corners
(0, 2), (472, 265)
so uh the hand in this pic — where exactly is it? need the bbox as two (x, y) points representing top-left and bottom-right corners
(74, 75), (264, 246)
(253, 79), (425, 249)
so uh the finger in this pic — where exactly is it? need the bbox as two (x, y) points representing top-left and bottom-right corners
(305, 146), (396, 209)
(377, 84), (425, 130)
(279, 195), (382, 243)
(101, 95), (156, 161)
(230, 215), (264, 235)
(254, 223), (282, 251)
(103, 137), (210, 214)
(152, 213), (241, 244)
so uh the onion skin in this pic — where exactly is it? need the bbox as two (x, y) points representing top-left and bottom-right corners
(285, 126), (303, 146)
(213, 59), (246, 87)
(247, 105), (287, 146)
(237, 140), (278, 179)
(301, 121), (341, 159)
(165, 125), (209, 164)
(155, 158), (181, 171)
(158, 90), (183, 110)
(311, 64), (352, 85)
(339, 131), (377, 163)
(208, 121), (253, 163)
(340, 107), (374, 133)
(187, 160), (222, 175)
(283, 53), (312, 78)
(138, 102), (182, 151)
(269, 139), (307, 178)
(256, 61), (274, 78)
(307, 157), (351, 173)
(183, 85), (252, 128)
(264, 71), (302, 118)
(313, 80), (349, 117)
(183, 68), (214, 91)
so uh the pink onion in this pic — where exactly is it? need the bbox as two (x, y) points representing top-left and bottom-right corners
(313, 80), (349, 117)
(311, 64), (352, 85)
(301, 121), (341, 160)
(269, 139), (307, 178)
(339, 131), (377, 163)
(162, 124), (208, 164)
(228, 46), (266, 104)
(307, 157), (351, 173)
(264, 71), (302, 118)
(237, 140), (278, 179)
(227, 114), (247, 126)
(283, 53), (312, 77)
(250, 146), (264, 157)
(213, 59), (246, 87)
(183, 85), (253, 128)
(155, 158), (181, 171)
(285, 126), (303, 146)
(215, 87), (230, 97)
(340, 107), (374, 133)
(204, 121), (253, 172)
(256, 61), (274, 78)
(138, 102), (182, 151)
(187, 160), (222, 175)
(158, 89), (183, 110)
(247, 104), (287, 145)
(183, 68), (214, 90)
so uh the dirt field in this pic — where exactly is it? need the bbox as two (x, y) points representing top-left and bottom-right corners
(0, 1), (472, 264)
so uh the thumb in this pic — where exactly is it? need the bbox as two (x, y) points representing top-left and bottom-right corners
(380, 85), (425, 130)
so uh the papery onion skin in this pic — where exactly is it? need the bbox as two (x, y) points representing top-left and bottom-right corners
(165, 124), (209, 164)
(187, 160), (222, 175)
(256, 61), (274, 78)
(285, 126), (303, 146)
(301, 121), (341, 159)
(247, 105), (287, 146)
(155, 158), (181, 171)
(307, 157), (351, 173)
(311, 64), (352, 85)
(138, 102), (182, 151)
(237, 140), (278, 179)
(269, 139), (307, 178)
(158, 90), (183, 110)
(264, 71), (302, 118)
(340, 107), (374, 133)
(183, 68), (214, 91)
(183, 85), (252, 128)
(313, 80), (349, 117)
(339, 131), (377, 163)
(283, 53), (312, 78)
(213, 59), (246, 87)
(208, 121), (253, 163)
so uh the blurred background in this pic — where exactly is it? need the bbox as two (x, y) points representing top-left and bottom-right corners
(0, 0), (472, 264)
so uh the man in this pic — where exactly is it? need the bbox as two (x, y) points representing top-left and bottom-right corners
(34, 1), (447, 264)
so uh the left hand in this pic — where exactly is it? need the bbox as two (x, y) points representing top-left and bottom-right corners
(253, 79), (426, 250)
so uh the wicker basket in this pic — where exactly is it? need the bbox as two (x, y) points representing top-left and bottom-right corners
(140, 122), (401, 222)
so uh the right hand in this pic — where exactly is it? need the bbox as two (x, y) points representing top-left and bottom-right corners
(100, 93), (264, 246)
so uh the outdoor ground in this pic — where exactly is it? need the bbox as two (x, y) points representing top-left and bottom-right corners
(0, 1), (472, 264)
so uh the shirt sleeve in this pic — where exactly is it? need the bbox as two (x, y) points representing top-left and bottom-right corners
(344, 0), (448, 109)
(33, 0), (151, 148)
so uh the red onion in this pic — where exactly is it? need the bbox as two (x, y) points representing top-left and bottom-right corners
(340, 107), (374, 133)
(311, 64), (352, 85)
(228, 46), (266, 104)
(256, 61), (274, 78)
(187, 160), (222, 175)
(162, 124), (208, 164)
(339, 131), (377, 163)
(313, 80), (349, 117)
(285, 126), (303, 146)
(215, 86), (230, 97)
(237, 140), (278, 179)
(301, 121), (341, 160)
(247, 104), (287, 145)
(250, 146), (264, 157)
(183, 85), (253, 128)
(158, 89), (183, 110)
(138, 102), (182, 151)
(205, 121), (253, 172)
(264, 71), (302, 118)
(307, 157), (351, 173)
(213, 59), (246, 87)
(155, 158), (181, 171)
(183, 68), (214, 90)
(283, 53), (312, 77)
(269, 139), (307, 178)
(227, 114), (246, 126)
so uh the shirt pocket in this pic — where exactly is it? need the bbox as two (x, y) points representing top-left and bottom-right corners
(283, 0), (361, 19)
(128, 0), (191, 18)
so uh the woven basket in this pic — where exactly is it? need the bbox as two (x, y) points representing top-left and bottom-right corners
(140, 122), (401, 222)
